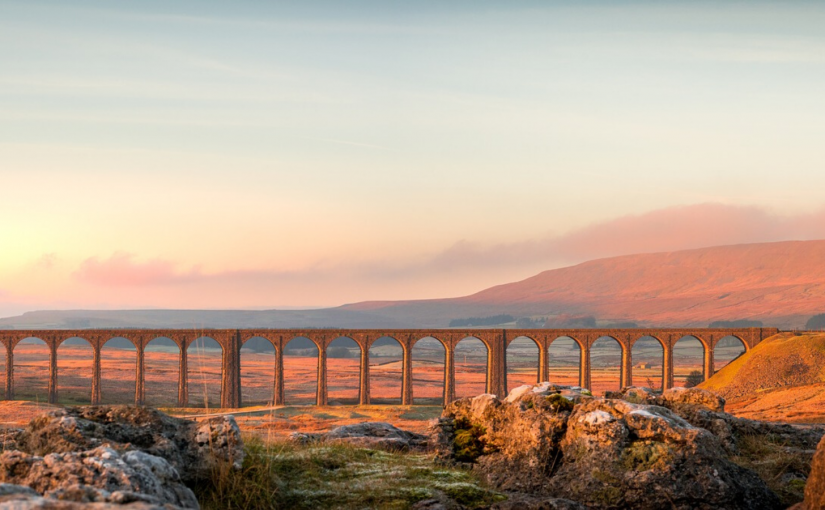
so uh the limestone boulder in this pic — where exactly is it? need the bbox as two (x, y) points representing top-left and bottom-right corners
(433, 382), (783, 509)
(437, 390), (574, 493)
(795, 434), (825, 509)
(657, 386), (726, 413)
(14, 406), (243, 483)
(291, 422), (428, 451)
(0, 447), (197, 509)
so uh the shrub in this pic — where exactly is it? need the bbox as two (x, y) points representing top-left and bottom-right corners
(684, 370), (704, 388)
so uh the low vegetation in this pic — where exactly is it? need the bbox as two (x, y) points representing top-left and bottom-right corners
(194, 435), (503, 510)
(730, 433), (813, 507)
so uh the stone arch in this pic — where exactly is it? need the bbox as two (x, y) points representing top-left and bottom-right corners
(369, 336), (403, 404)
(411, 336), (445, 405)
(240, 336), (276, 407)
(713, 335), (747, 371)
(144, 337), (180, 407)
(13, 337), (49, 402)
(57, 336), (93, 405)
(326, 336), (360, 405)
(283, 336), (318, 405)
(547, 336), (582, 386)
(506, 336), (540, 391)
(590, 336), (623, 394)
(187, 336), (222, 408)
(630, 335), (664, 392)
(454, 336), (488, 398)
(673, 335), (705, 387)
(100, 337), (136, 405)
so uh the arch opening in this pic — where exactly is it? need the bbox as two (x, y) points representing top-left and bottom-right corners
(241, 336), (275, 407)
(101, 337), (136, 405)
(714, 336), (746, 371)
(507, 336), (539, 391)
(590, 336), (622, 394)
(673, 336), (705, 388)
(13, 337), (49, 402)
(547, 336), (581, 386)
(411, 336), (445, 405)
(455, 337), (488, 398)
(187, 337), (222, 408)
(327, 337), (360, 405)
(369, 336), (403, 404)
(57, 337), (93, 405)
(283, 337), (318, 405)
(631, 336), (663, 392)
(144, 337), (180, 407)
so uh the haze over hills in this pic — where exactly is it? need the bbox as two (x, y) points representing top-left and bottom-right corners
(2, 240), (824, 330)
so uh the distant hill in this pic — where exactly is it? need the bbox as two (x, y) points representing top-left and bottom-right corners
(700, 332), (825, 423)
(342, 240), (825, 328)
(0, 308), (412, 330)
(2, 240), (825, 329)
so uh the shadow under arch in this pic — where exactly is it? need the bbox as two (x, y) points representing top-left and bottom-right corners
(57, 336), (93, 405)
(369, 336), (403, 404)
(283, 336), (318, 405)
(590, 336), (622, 394)
(326, 336), (360, 405)
(411, 336), (445, 405)
(673, 335), (705, 387)
(547, 336), (582, 386)
(144, 337), (180, 407)
(455, 336), (488, 398)
(101, 337), (136, 405)
(240, 336), (276, 407)
(13, 337), (49, 402)
(630, 335), (664, 392)
(507, 336), (539, 391)
(187, 337), (222, 408)
(714, 335), (746, 372)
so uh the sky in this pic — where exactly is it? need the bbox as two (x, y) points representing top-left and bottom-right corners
(2, 1), (825, 317)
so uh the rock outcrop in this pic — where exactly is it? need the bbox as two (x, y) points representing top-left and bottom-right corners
(292, 422), (428, 451)
(433, 383), (822, 510)
(0, 406), (244, 509)
(800, 434), (825, 509)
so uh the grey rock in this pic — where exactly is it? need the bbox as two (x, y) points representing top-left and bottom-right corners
(433, 382), (791, 510)
(292, 422), (428, 451)
(15, 406), (243, 483)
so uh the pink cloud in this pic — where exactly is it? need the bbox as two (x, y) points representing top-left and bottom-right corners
(66, 203), (825, 307)
(426, 203), (825, 271)
(75, 252), (201, 286)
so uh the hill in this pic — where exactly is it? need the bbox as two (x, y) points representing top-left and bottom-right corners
(2, 240), (825, 329)
(343, 240), (825, 328)
(700, 332), (825, 423)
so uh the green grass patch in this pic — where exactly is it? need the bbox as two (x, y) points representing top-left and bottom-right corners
(194, 435), (502, 509)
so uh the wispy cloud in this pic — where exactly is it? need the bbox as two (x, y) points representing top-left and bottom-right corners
(75, 252), (202, 286)
(71, 203), (825, 303)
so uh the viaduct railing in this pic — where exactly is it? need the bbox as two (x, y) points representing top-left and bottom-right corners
(0, 328), (779, 408)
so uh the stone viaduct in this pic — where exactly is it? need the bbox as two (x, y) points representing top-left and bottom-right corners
(0, 327), (779, 408)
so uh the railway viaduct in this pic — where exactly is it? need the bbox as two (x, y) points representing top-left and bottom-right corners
(0, 327), (779, 408)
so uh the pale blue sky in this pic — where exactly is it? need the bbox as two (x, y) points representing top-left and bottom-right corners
(2, 1), (825, 313)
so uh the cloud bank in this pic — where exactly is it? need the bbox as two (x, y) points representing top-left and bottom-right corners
(60, 203), (825, 311)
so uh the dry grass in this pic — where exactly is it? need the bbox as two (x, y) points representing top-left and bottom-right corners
(193, 435), (503, 510)
(730, 433), (813, 507)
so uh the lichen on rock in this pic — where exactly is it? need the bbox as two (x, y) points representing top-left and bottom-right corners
(431, 382), (811, 509)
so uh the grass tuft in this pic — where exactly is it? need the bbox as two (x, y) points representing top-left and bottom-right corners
(730, 433), (813, 507)
(194, 434), (502, 509)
